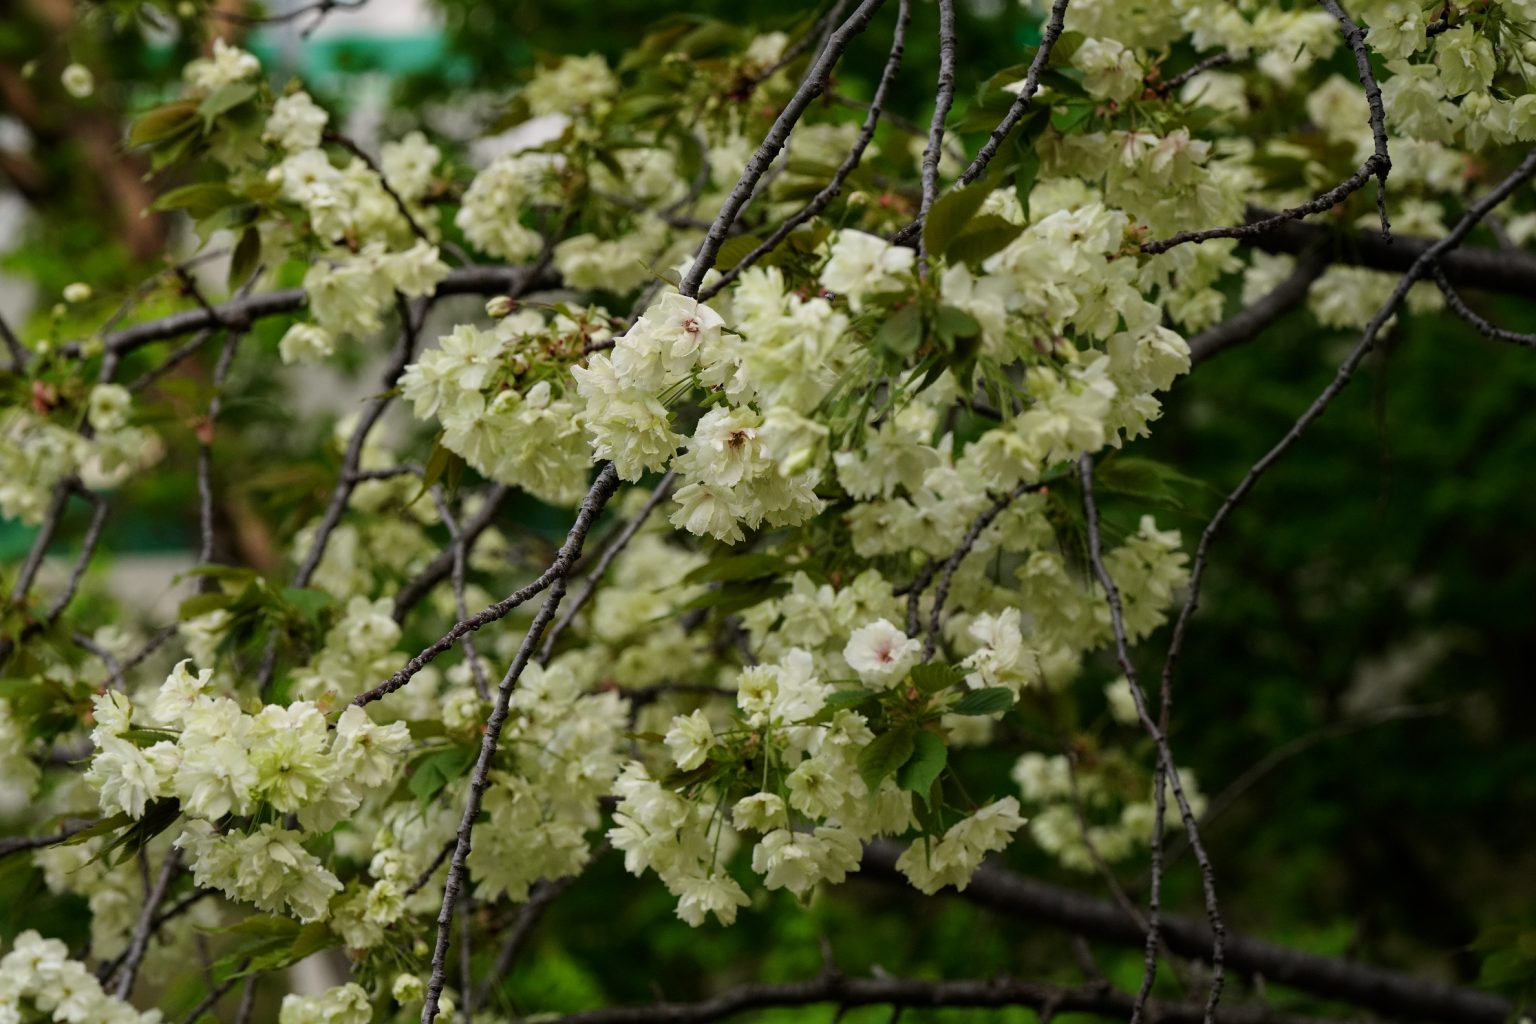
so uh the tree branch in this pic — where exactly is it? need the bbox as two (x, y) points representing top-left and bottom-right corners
(1188, 251), (1327, 364)
(699, 0), (911, 301)
(392, 485), (511, 622)
(1158, 149), (1536, 803)
(539, 470), (676, 664)
(924, 479), (1038, 659)
(679, 0), (889, 298)
(1081, 455), (1225, 1023)
(418, 471), (620, 1023)
(1242, 212), (1536, 294)
(542, 973), (1336, 1024)
(859, 842), (1513, 1024)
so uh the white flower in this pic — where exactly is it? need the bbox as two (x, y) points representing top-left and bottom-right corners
(278, 982), (372, 1024)
(732, 792), (786, 831)
(843, 619), (921, 689)
(663, 709), (714, 771)
(392, 973), (425, 1004)
(265, 91), (328, 151)
(186, 38), (261, 91)
(382, 240), (449, 298)
(62, 282), (91, 304)
(85, 384), (131, 432)
(1104, 677), (1140, 725)
(89, 690), (133, 737)
(523, 53), (618, 116)
(819, 230), (915, 310)
(333, 705), (412, 789)
(380, 130), (440, 203)
(674, 871), (751, 926)
(86, 735), (161, 818)
(152, 659), (215, 725)
(278, 323), (336, 365)
(61, 64), (94, 99)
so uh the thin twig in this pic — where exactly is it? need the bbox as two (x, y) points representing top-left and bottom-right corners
(699, 0), (911, 301)
(917, 0), (957, 275)
(178, 961), (248, 1024)
(890, 0), (1070, 246)
(924, 480), (1038, 659)
(1142, 0), (1391, 255)
(1157, 149), (1536, 801)
(128, 328), (217, 394)
(0, 310), (27, 370)
(73, 631), (127, 690)
(432, 489), (490, 700)
(679, 0), (889, 298)
(325, 131), (434, 245)
(1188, 251), (1327, 364)
(406, 838), (457, 898)
(1156, 52), (1238, 96)
(539, 470), (676, 664)
(475, 872), (584, 1004)
(197, 330), (245, 571)
(0, 818), (101, 858)
(1431, 263), (1536, 347)
(539, 973), (1335, 1024)
(417, 475), (620, 1024)
(859, 842), (1513, 1024)
(43, 487), (109, 625)
(112, 848), (182, 999)
(392, 485), (510, 622)
(1079, 454), (1225, 1024)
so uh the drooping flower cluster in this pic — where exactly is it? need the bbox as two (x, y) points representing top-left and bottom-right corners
(0, 931), (163, 1024)
(5, 3), (1533, 1016)
(81, 660), (410, 921)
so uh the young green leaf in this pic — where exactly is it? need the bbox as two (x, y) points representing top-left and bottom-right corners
(858, 727), (916, 793)
(896, 730), (948, 795)
(950, 687), (1015, 716)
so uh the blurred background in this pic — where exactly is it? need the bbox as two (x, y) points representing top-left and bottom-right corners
(2, 0), (1534, 1018)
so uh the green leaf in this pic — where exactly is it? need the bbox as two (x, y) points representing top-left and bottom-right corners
(676, 579), (790, 616)
(713, 234), (765, 271)
(681, 552), (785, 585)
(96, 799), (182, 867)
(229, 226), (261, 291)
(1047, 31), (1086, 68)
(60, 813), (133, 846)
(1051, 101), (1094, 134)
(287, 920), (340, 962)
(945, 215), (1025, 265)
(408, 746), (476, 808)
(934, 305), (981, 346)
(910, 663), (964, 694)
(128, 101), (200, 147)
(152, 182), (237, 218)
(951, 687), (1015, 716)
(1014, 144), (1043, 215)
(413, 436), (463, 506)
(1095, 455), (1213, 513)
(214, 915), (303, 940)
(922, 184), (991, 258)
(197, 83), (258, 128)
(875, 305), (924, 357)
(178, 591), (235, 622)
(280, 587), (332, 625)
(897, 730), (948, 795)
(858, 727), (915, 793)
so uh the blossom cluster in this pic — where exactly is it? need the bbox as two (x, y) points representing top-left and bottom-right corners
(3, 4), (1532, 1017)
